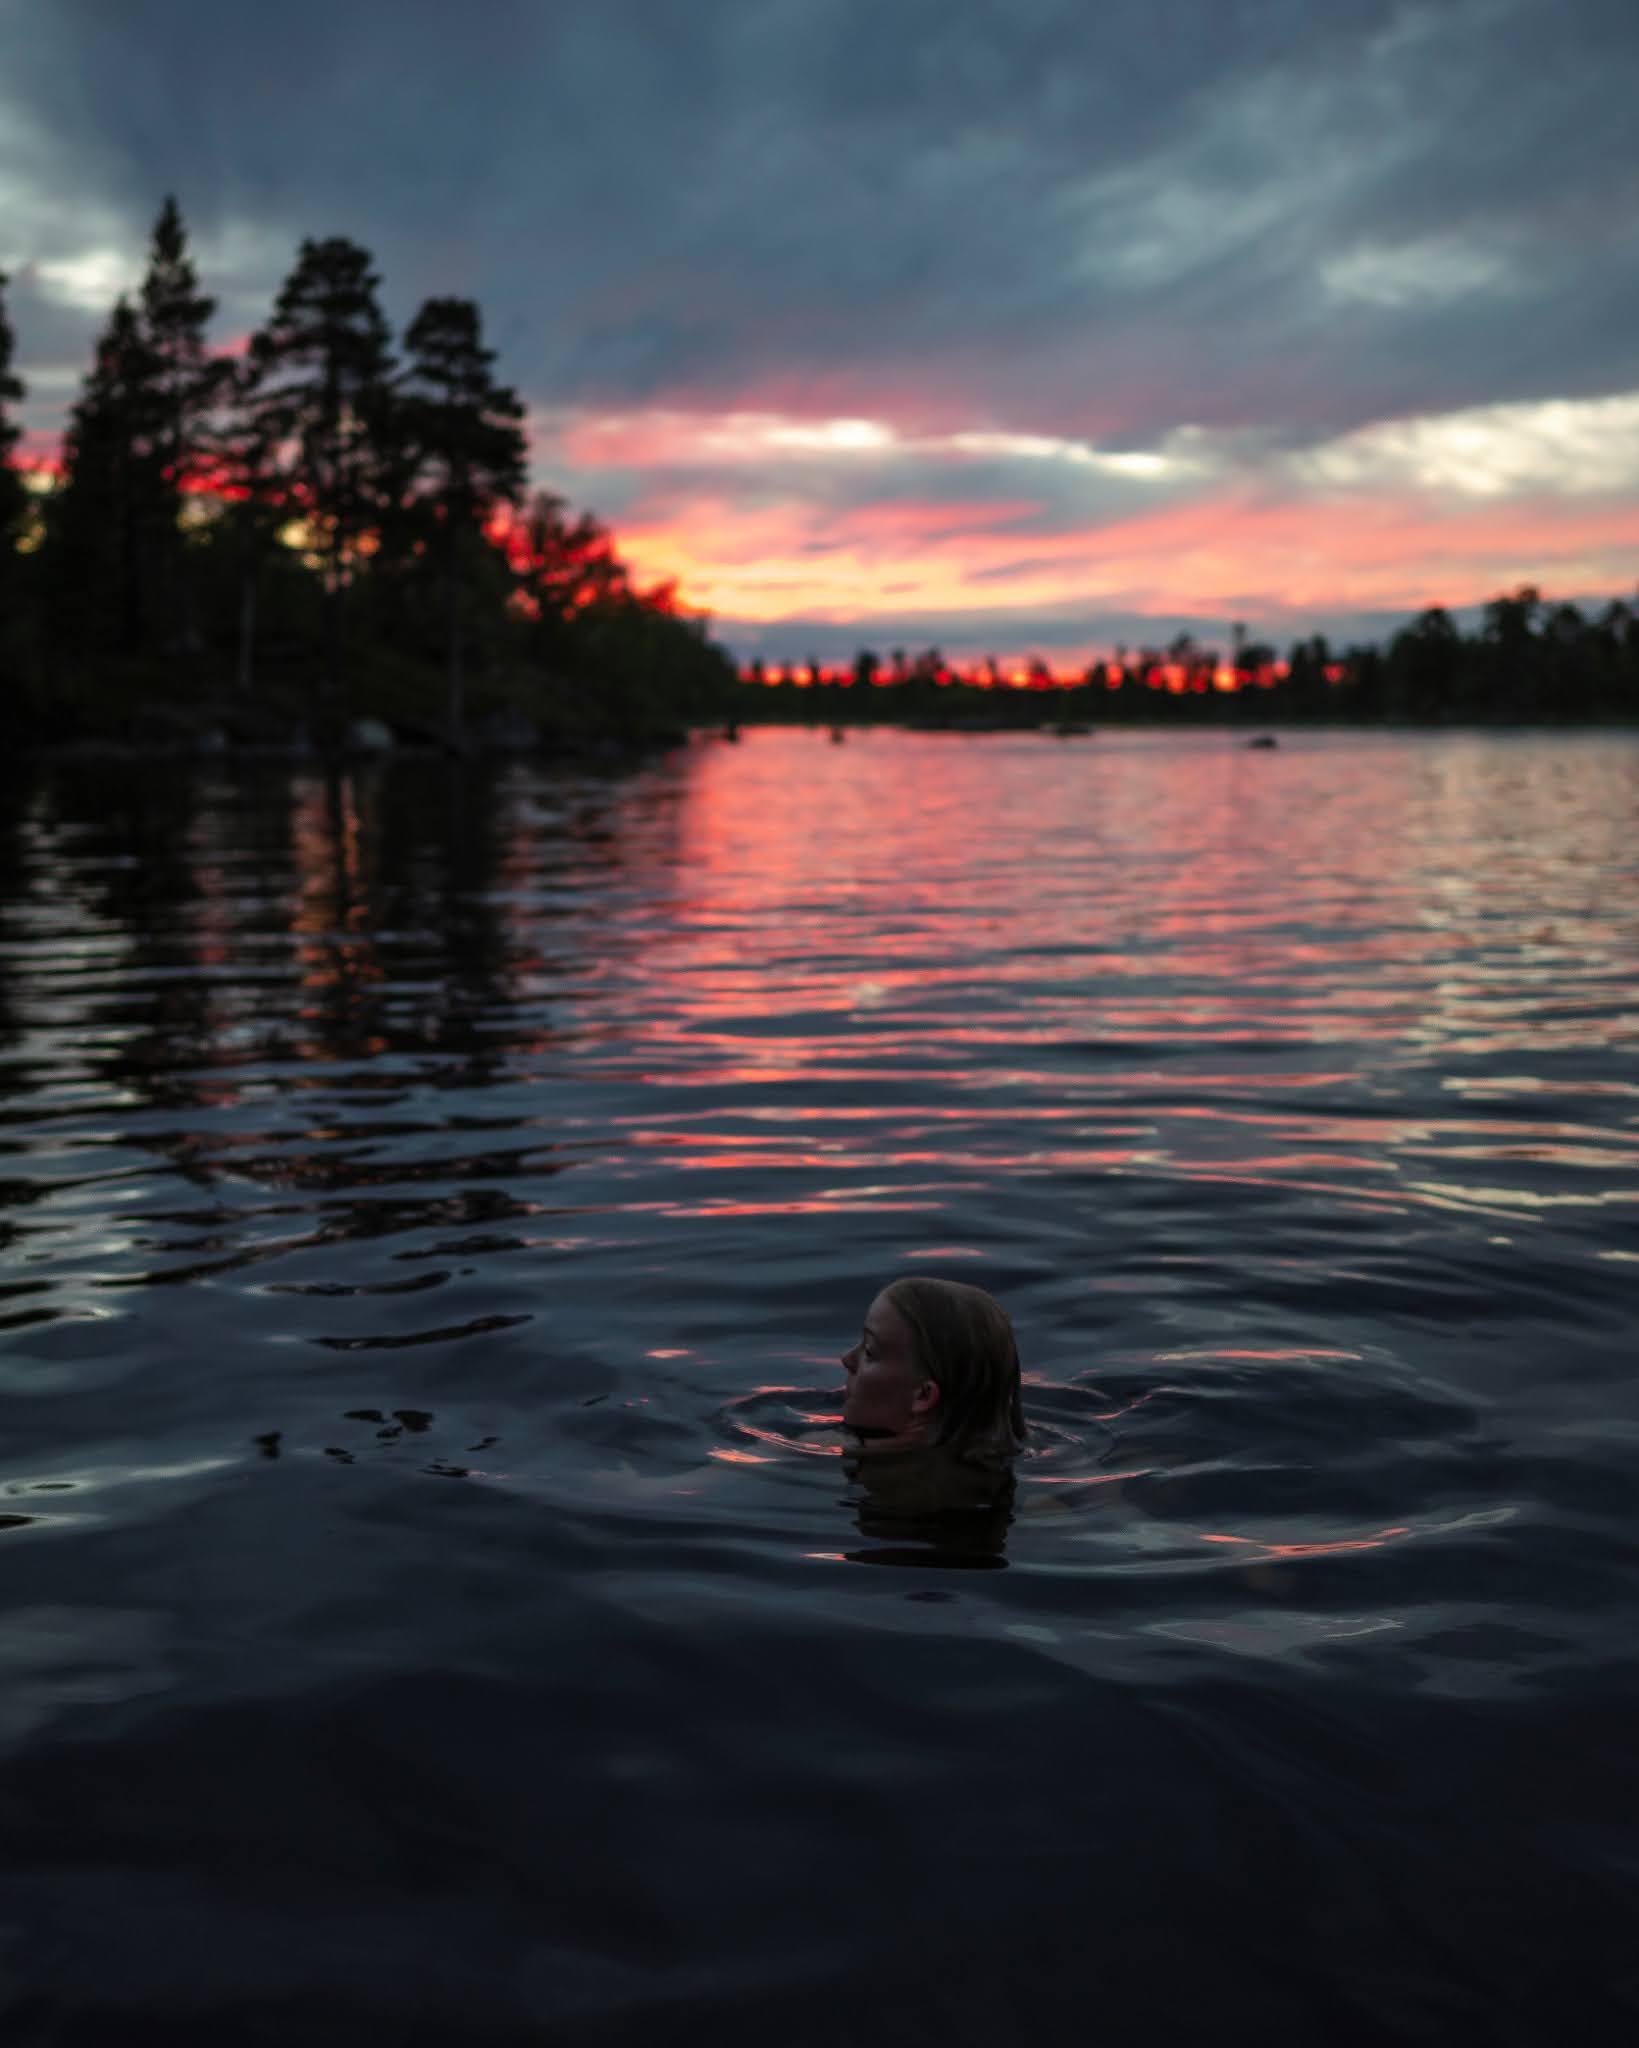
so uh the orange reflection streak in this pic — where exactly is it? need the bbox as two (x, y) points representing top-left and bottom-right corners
(1026, 1468), (1152, 1487)
(617, 1141), (1143, 1175)
(738, 1424), (839, 1457)
(708, 1447), (774, 1465)
(641, 1197), (935, 1218)
(1201, 1525), (1413, 1559)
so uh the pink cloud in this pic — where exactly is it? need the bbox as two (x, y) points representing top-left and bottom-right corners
(607, 472), (1639, 646)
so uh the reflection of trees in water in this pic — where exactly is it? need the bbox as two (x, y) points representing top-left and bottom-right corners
(12, 762), (224, 1117)
(0, 768), (36, 1059)
(284, 755), (690, 1074)
(0, 773), (45, 1299)
(0, 768), (235, 1315)
(0, 756), (694, 1292)
(8, 753), (696, 1102)
(286, 763), (393, 1064)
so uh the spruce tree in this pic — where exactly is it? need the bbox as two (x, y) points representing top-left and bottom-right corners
(137, 196), (220, 650)
(52, 297), (166, 656)
(247, 237), (396, 698)
(398, 296), (527, 736)
(0, 270), (29, 696)
(0, 271), (26, 557)
(209, 352), (290, 695)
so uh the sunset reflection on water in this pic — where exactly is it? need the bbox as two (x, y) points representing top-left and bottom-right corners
(2, 730), (1638, 2040)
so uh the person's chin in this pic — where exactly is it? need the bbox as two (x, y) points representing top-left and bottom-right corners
(848, 1419), (927, 1453)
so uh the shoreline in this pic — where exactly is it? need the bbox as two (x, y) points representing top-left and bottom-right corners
(15, 712), (1637, 770)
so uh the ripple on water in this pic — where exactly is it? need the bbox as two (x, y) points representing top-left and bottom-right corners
(2, 735), (1638, 2039)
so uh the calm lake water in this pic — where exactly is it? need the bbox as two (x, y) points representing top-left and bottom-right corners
(2, 727), (1637, 2045)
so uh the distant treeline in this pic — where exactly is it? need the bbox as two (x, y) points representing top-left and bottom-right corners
(0, 201), (737, 749)
(740, 595), (1639, 726)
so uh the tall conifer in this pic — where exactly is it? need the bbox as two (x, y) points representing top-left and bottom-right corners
(137, 196), (220, 647)
(0, 271), (26, 556)
(53, 297), (165, 655)
(247, 237), (395, 697)
(398, 296), (527, 735)
(210, 352), (289, 694)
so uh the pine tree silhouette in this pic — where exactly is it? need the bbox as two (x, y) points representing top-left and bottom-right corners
(137, 196), (222, 652)
(247, 237), (396, 700)
(398, 296), (527, 738)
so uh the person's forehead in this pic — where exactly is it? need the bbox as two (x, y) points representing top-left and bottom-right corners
(864, 1292), (904, 1335)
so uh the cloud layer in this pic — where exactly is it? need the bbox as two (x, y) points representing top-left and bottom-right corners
(3, 0), (1637, 657)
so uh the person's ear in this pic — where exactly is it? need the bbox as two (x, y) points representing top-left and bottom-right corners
(910, 1379), (941, 1416)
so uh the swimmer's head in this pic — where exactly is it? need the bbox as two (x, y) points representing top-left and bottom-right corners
(840, 1276), (1026, 1462)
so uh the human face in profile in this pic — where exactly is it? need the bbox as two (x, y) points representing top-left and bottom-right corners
(840, 1290), (939, 1440)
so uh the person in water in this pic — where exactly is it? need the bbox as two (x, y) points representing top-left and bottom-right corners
(840, 1276), (1027, 1464)
(839, 1277), (1026, 1561)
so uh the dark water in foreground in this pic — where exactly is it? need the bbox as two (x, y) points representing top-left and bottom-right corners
(2, 728), (1637, 2044)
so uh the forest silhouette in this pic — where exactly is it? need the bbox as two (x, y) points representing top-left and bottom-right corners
(1, 201), (735, 751)
(738, 587), (1639, 728)
(1, 201), (1634, 752)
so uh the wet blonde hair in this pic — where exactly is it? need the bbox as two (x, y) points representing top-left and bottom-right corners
(882, 1275), (1027, 1463)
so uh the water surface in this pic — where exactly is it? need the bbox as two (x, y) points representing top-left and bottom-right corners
(3, 729), (1637, 2044)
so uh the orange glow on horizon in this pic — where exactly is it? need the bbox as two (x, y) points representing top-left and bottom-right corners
(597, 458), (1639, 665)
(26, 365), (1637, 675)
(734, 654), (1313, 691)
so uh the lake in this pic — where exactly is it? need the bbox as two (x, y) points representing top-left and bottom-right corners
(2, 727), (1636, 2045)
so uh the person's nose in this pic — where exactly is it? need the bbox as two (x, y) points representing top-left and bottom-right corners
(841, 1344), (858, 1376)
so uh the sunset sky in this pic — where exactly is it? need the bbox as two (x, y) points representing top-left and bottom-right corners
(3, 0), (1637, 665)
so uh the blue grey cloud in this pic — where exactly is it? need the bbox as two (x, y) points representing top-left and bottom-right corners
(5, 0), (1634, 425)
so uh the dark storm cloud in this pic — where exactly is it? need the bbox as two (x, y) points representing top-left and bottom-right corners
(6, 0), (1636, 437)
